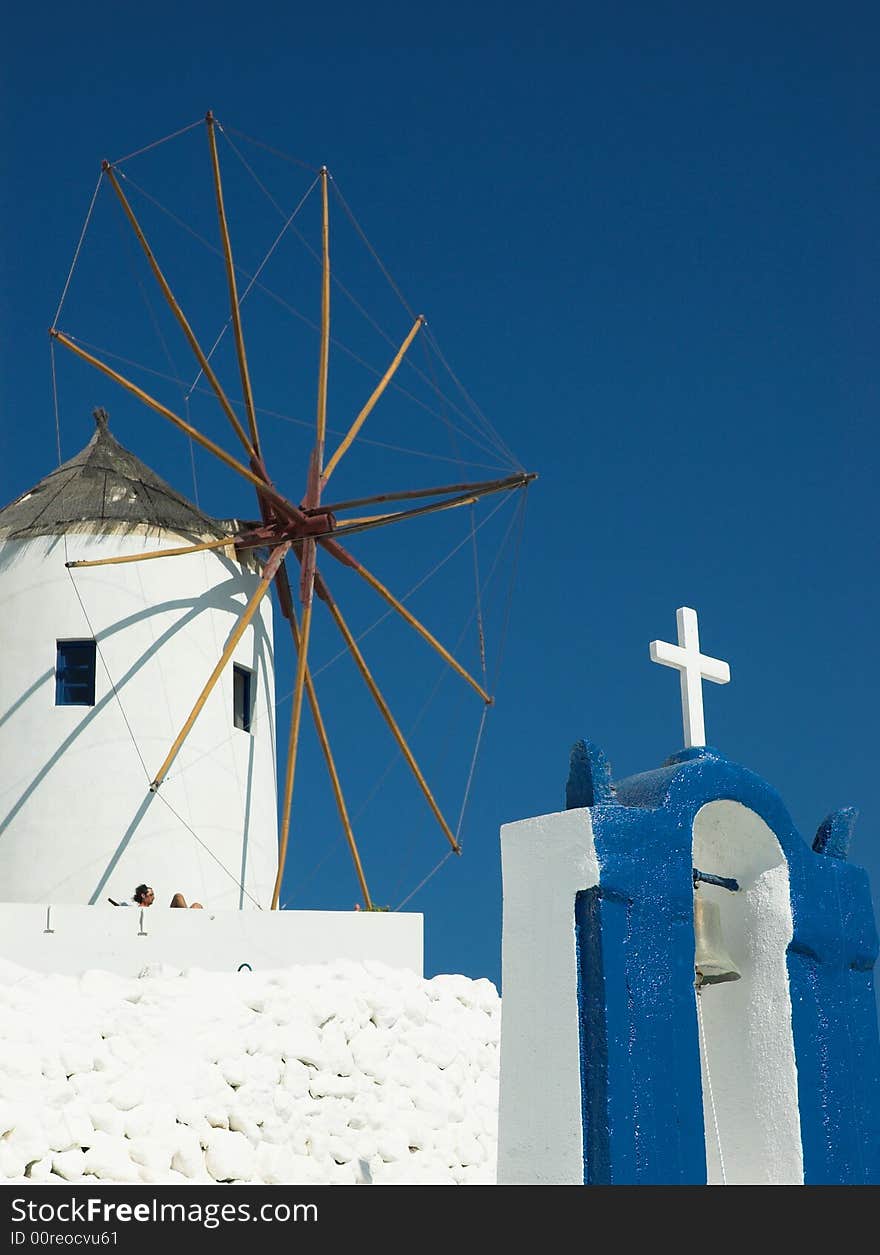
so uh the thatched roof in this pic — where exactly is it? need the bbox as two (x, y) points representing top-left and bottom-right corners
(0, 410), (229, 542)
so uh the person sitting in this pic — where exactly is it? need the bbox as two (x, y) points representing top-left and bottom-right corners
(170, 893), (203, 909)
(109, 884), (154, 908)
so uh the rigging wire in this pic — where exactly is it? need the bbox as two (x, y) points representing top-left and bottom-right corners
(490, 487), (529, 693)
(52, 172), (103, 328)
(217, 122), (290, 219)
(385, 692), (472, 904)
(64, 572), (151, 784)
(185, 396), (200, 508)
(329, 175), (417, 322)
(49, 352), (69, 526)
(154, 792), (263, 910)
(424, 324), (523, 472)
(222, 124), (319, 174)
(419, 327), (487, 689)
(472, 509), (488, 682)
(270, 421), (506, 473)
(184, 168), (322, 399)
(49, 340), (63, 468)
(454, 704), (489, 848)
(112, 117), (204, 166)
(394, 852), (455, 912)
(114, 204), (202, 505)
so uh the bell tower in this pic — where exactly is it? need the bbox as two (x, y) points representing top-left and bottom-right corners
(496, 608), (880, 1185)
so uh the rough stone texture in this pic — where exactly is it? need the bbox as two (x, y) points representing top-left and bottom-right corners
(0, 959), (500, 1185)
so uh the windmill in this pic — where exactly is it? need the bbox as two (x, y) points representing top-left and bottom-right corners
(47, 112), (535, 911)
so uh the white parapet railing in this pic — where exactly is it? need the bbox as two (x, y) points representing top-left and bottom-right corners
(0, 903), (423, 977)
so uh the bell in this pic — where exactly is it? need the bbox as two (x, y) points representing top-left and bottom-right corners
(694, 895), (741, 989)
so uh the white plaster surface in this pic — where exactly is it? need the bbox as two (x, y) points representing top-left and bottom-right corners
(0, 532), (278, 911)
(497, 807), (600, 1185)
(692, 799), (803, 1185)
(0, 904), (423, 978)
(0, 958), (498, 1185)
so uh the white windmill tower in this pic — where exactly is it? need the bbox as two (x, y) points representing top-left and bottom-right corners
(0, 407), (279, 914)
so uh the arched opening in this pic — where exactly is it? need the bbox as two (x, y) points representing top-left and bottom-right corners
(692, 799), (803, 1184)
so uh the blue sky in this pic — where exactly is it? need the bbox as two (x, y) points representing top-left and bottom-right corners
(2, 3), (879, 990)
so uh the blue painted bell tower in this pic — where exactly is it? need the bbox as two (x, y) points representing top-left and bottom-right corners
(496, 609), (880, 1185)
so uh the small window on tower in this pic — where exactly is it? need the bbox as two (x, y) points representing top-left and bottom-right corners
(233, 664), (253, 733)
(56, 640), (96, 707)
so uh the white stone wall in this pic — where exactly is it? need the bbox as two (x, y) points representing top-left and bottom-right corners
(497, 807), (600, 1185)
(0, 952), (499, 1186)
(0, 530), (278, 910)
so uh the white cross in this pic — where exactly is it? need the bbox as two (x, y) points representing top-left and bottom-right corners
(649, 607), (730, 748)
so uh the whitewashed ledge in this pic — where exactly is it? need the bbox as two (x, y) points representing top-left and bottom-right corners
(0, 904), (423, 977)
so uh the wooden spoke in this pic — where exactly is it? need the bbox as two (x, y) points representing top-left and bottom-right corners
(332, 501), (475, 528)
(66, 536), (237, 569)
(315, 167), (331, 474)
(52, 139), (534, 909)
(271, 594), (314, 910)
(271, 533), (321, 910)
(319, 537), (491, 704)
(49, 332), (301, 522)
(314, 571), (460, 853)
(315, 471), (536, 516)
(328, 489), (496, 540)
(102, 161), (255, 458)
(321, 315), (424, 487)
(275, 565), (372, 909)
(206, 112), (262, 458)
(150, 542), (290, 791)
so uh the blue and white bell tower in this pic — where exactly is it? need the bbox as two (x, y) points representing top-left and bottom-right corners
(497, 608), (880, 1185)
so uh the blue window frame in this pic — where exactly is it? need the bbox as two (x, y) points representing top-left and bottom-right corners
(56, 640), (96, 706)
(233, 664), (253, 733)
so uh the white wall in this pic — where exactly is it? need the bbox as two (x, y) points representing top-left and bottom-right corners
(497, 807), (600, 1185)
(0, 530), (278, 911)
(0, 903), (423, 977)
(692, 800), (803, 1184)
